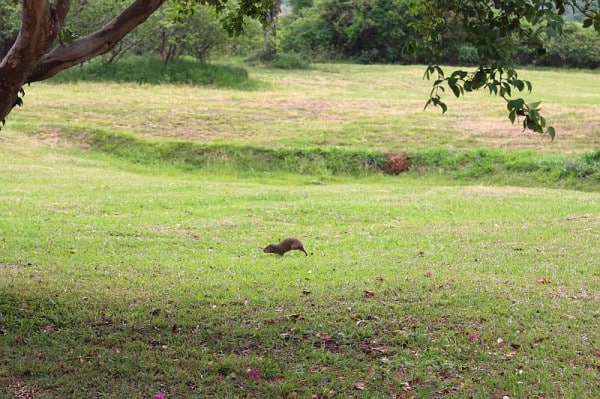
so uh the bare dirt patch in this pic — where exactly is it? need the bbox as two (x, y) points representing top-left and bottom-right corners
(384, 153), (411, 174)
(449, 104), (600, 153)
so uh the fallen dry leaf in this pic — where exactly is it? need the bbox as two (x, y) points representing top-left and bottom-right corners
(364, 290), (375, 297)
(354, 381), (367, 390)
(394, 368), (406, 380)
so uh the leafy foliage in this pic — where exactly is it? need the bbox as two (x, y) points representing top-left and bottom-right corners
(542, 22), (600, 68)
(280, 0), (423, 63)
(424, 65), (556, 139)
(0, 0), (20, 57)
(136, 2), (228, 64)
(419, 0), (600, 138)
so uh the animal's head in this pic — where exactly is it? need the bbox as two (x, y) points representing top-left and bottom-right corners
(263, 245), (275, 253)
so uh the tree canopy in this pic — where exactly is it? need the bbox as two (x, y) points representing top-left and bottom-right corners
(1, 0), (599, 137)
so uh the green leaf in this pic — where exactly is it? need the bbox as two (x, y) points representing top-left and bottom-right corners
(423, 66), (432, 80)
(424, 98), (432, 110)
(439, 101), (448, 114)
(427, 97), (448, 114)
(547, 126), (556, 140)
(451, 70), (467, 79)
(435, 66), (445, 78)
(513, 80), (525, 91)
(471, 70), (487, 90)
(582, 18), (593, 28)
(449, 82), (461, 98)
(507, 98), (524, 111)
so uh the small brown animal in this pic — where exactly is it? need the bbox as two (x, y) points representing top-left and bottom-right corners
(263, 237), (308, 256)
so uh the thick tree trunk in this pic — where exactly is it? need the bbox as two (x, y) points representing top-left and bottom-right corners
(0, 0), (70, 121)
(0, 0), (166, 122)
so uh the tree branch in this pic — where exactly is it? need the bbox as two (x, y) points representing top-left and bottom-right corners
(27, 0), (166, 82)
(0, 0), (71, 121)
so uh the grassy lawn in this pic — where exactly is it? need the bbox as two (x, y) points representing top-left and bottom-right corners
(7, 64), (600, 153)
(0, 64), (599, 398)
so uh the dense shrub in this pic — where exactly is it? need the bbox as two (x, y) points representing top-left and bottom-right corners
(542, 23), (600, 68)
(280, 0), (424, 64)
(281, 2), (599, 69)
(245, 50), (311, 69)
(50, 56), (252, 88)
(268, 52), (311, 69)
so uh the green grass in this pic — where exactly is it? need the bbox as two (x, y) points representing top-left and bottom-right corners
(1, 131), (599, 398)
(8, 64), (600, 154)
(5, 63), (600, 191)
(25, 126), (600, 190)
(1, 64), (599, 397)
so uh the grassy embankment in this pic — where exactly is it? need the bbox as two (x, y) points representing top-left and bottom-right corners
(10, 62), (600, 189)
(0, 64), (599, 398)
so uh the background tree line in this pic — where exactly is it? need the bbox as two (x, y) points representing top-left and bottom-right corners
(280, 0), (600, 68)
(1, 0), (597, 69)
(0, 0), (264, 65)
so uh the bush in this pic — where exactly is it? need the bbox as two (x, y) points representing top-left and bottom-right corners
(268, 53), (311, 69)
(245, 50), (310, 69)
(50, 56), (252, 88)
(562, 150), (600, 179)
(457, 45), (480, 66)
(538, 23), (600, 69)
(279, 0), (417, 64)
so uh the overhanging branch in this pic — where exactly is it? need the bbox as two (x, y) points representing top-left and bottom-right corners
(27, 0), (166, 83)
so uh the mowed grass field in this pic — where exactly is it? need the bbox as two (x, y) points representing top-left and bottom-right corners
(7, 64), (600, 153)
(0, 64), (599, 398)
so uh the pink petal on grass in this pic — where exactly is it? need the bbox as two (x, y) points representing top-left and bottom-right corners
(248, 369), (261, 380)
(470, 333), (479, 341)
(425, 271), (433, 277)
(154, 391), (165, 399)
